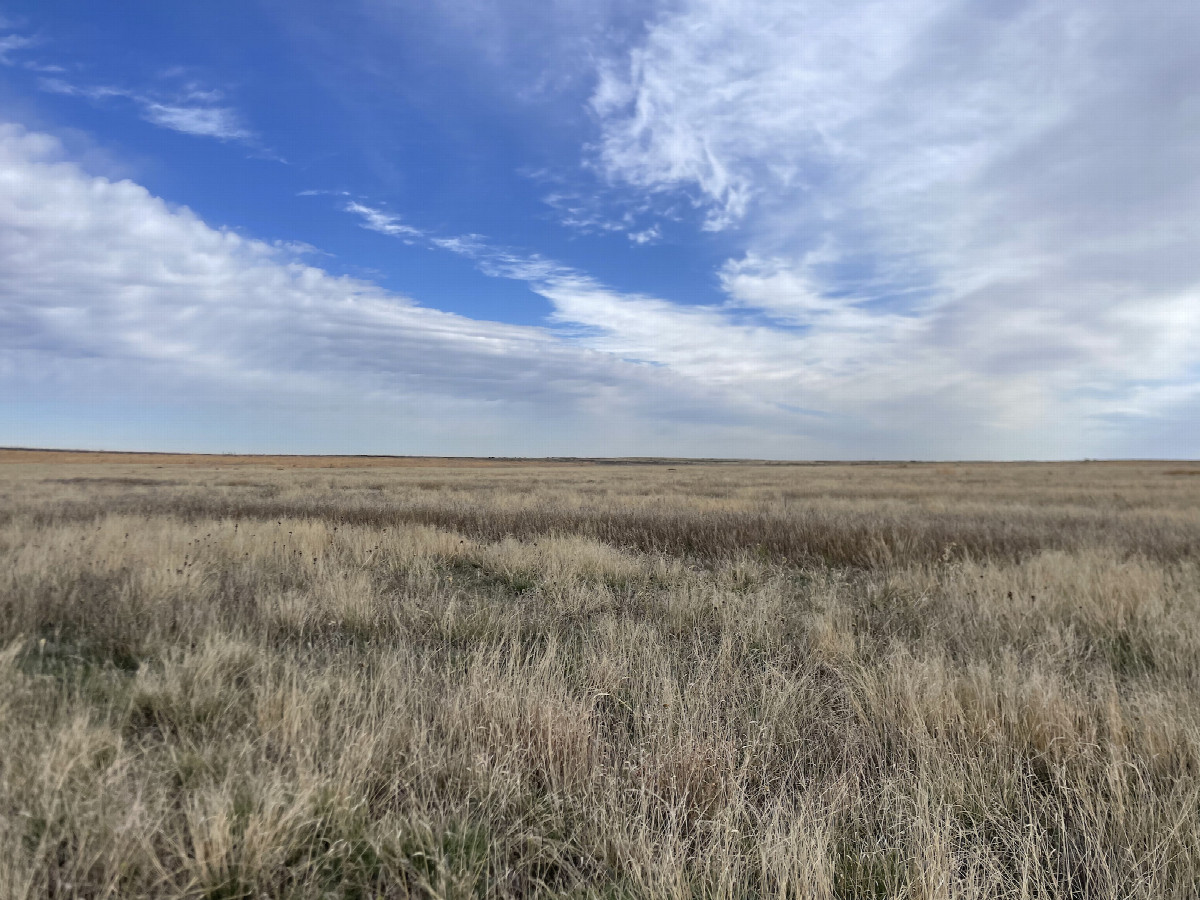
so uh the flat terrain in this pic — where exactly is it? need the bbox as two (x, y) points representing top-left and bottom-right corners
(0, 448), (590, 468)
(2, 458), (1199, 898)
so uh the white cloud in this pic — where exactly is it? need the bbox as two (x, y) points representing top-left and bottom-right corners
(38, 78), (130, 100)
(335, 187), (1196, 457)
(37, 73), (259, 146)
(626, 225), (660, 245)
(362, 225), (931, 419)
(0, 125), (567, 403)
(140, 102), (251, 141)
(343, 201), (424, 239)
(589, 0), (950, 231)
(0, 32), (35, 64)
(577, 0), (1200, 455)
(535, 178), (673, 241)
(1, 124), (823, 457)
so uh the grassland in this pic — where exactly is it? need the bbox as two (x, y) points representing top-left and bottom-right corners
(2, 457), (1199, 898)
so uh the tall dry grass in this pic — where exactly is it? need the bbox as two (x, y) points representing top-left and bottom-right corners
(1, 460), (1199, 898)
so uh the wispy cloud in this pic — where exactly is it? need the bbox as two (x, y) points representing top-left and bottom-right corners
(343, 201), (424, 239)
(533, 169), (678, 242)
(0, 32), (35, 65)
(348, 219), (912, 414)
(38, 72), (259, 146)
(39, 78), (131, 101)
(140, 102), (251, 141)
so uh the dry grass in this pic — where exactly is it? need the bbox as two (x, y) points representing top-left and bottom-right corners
(1, 460), (1199, 898)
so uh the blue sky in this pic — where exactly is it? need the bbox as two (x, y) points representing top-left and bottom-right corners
(1, 1), (1197, 458)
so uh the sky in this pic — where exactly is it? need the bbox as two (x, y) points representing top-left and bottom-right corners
(0, 1), (1197, 459)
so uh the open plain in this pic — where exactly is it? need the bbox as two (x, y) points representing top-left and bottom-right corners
(2, 455), (1200, 898)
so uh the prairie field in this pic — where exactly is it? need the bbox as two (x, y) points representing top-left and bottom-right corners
(2, 457), (1200, 899)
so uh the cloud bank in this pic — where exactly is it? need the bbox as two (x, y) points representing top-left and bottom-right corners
(580, 0), (1200, 455)
(0, 125), (819, 456)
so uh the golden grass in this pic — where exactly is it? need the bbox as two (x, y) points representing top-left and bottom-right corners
(1, 460), (1198, 898)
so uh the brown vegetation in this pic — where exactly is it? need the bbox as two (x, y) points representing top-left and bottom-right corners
(1, 460), (1198, 898)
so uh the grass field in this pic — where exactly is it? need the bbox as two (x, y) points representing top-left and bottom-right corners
(2, 457), (1199, 898)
